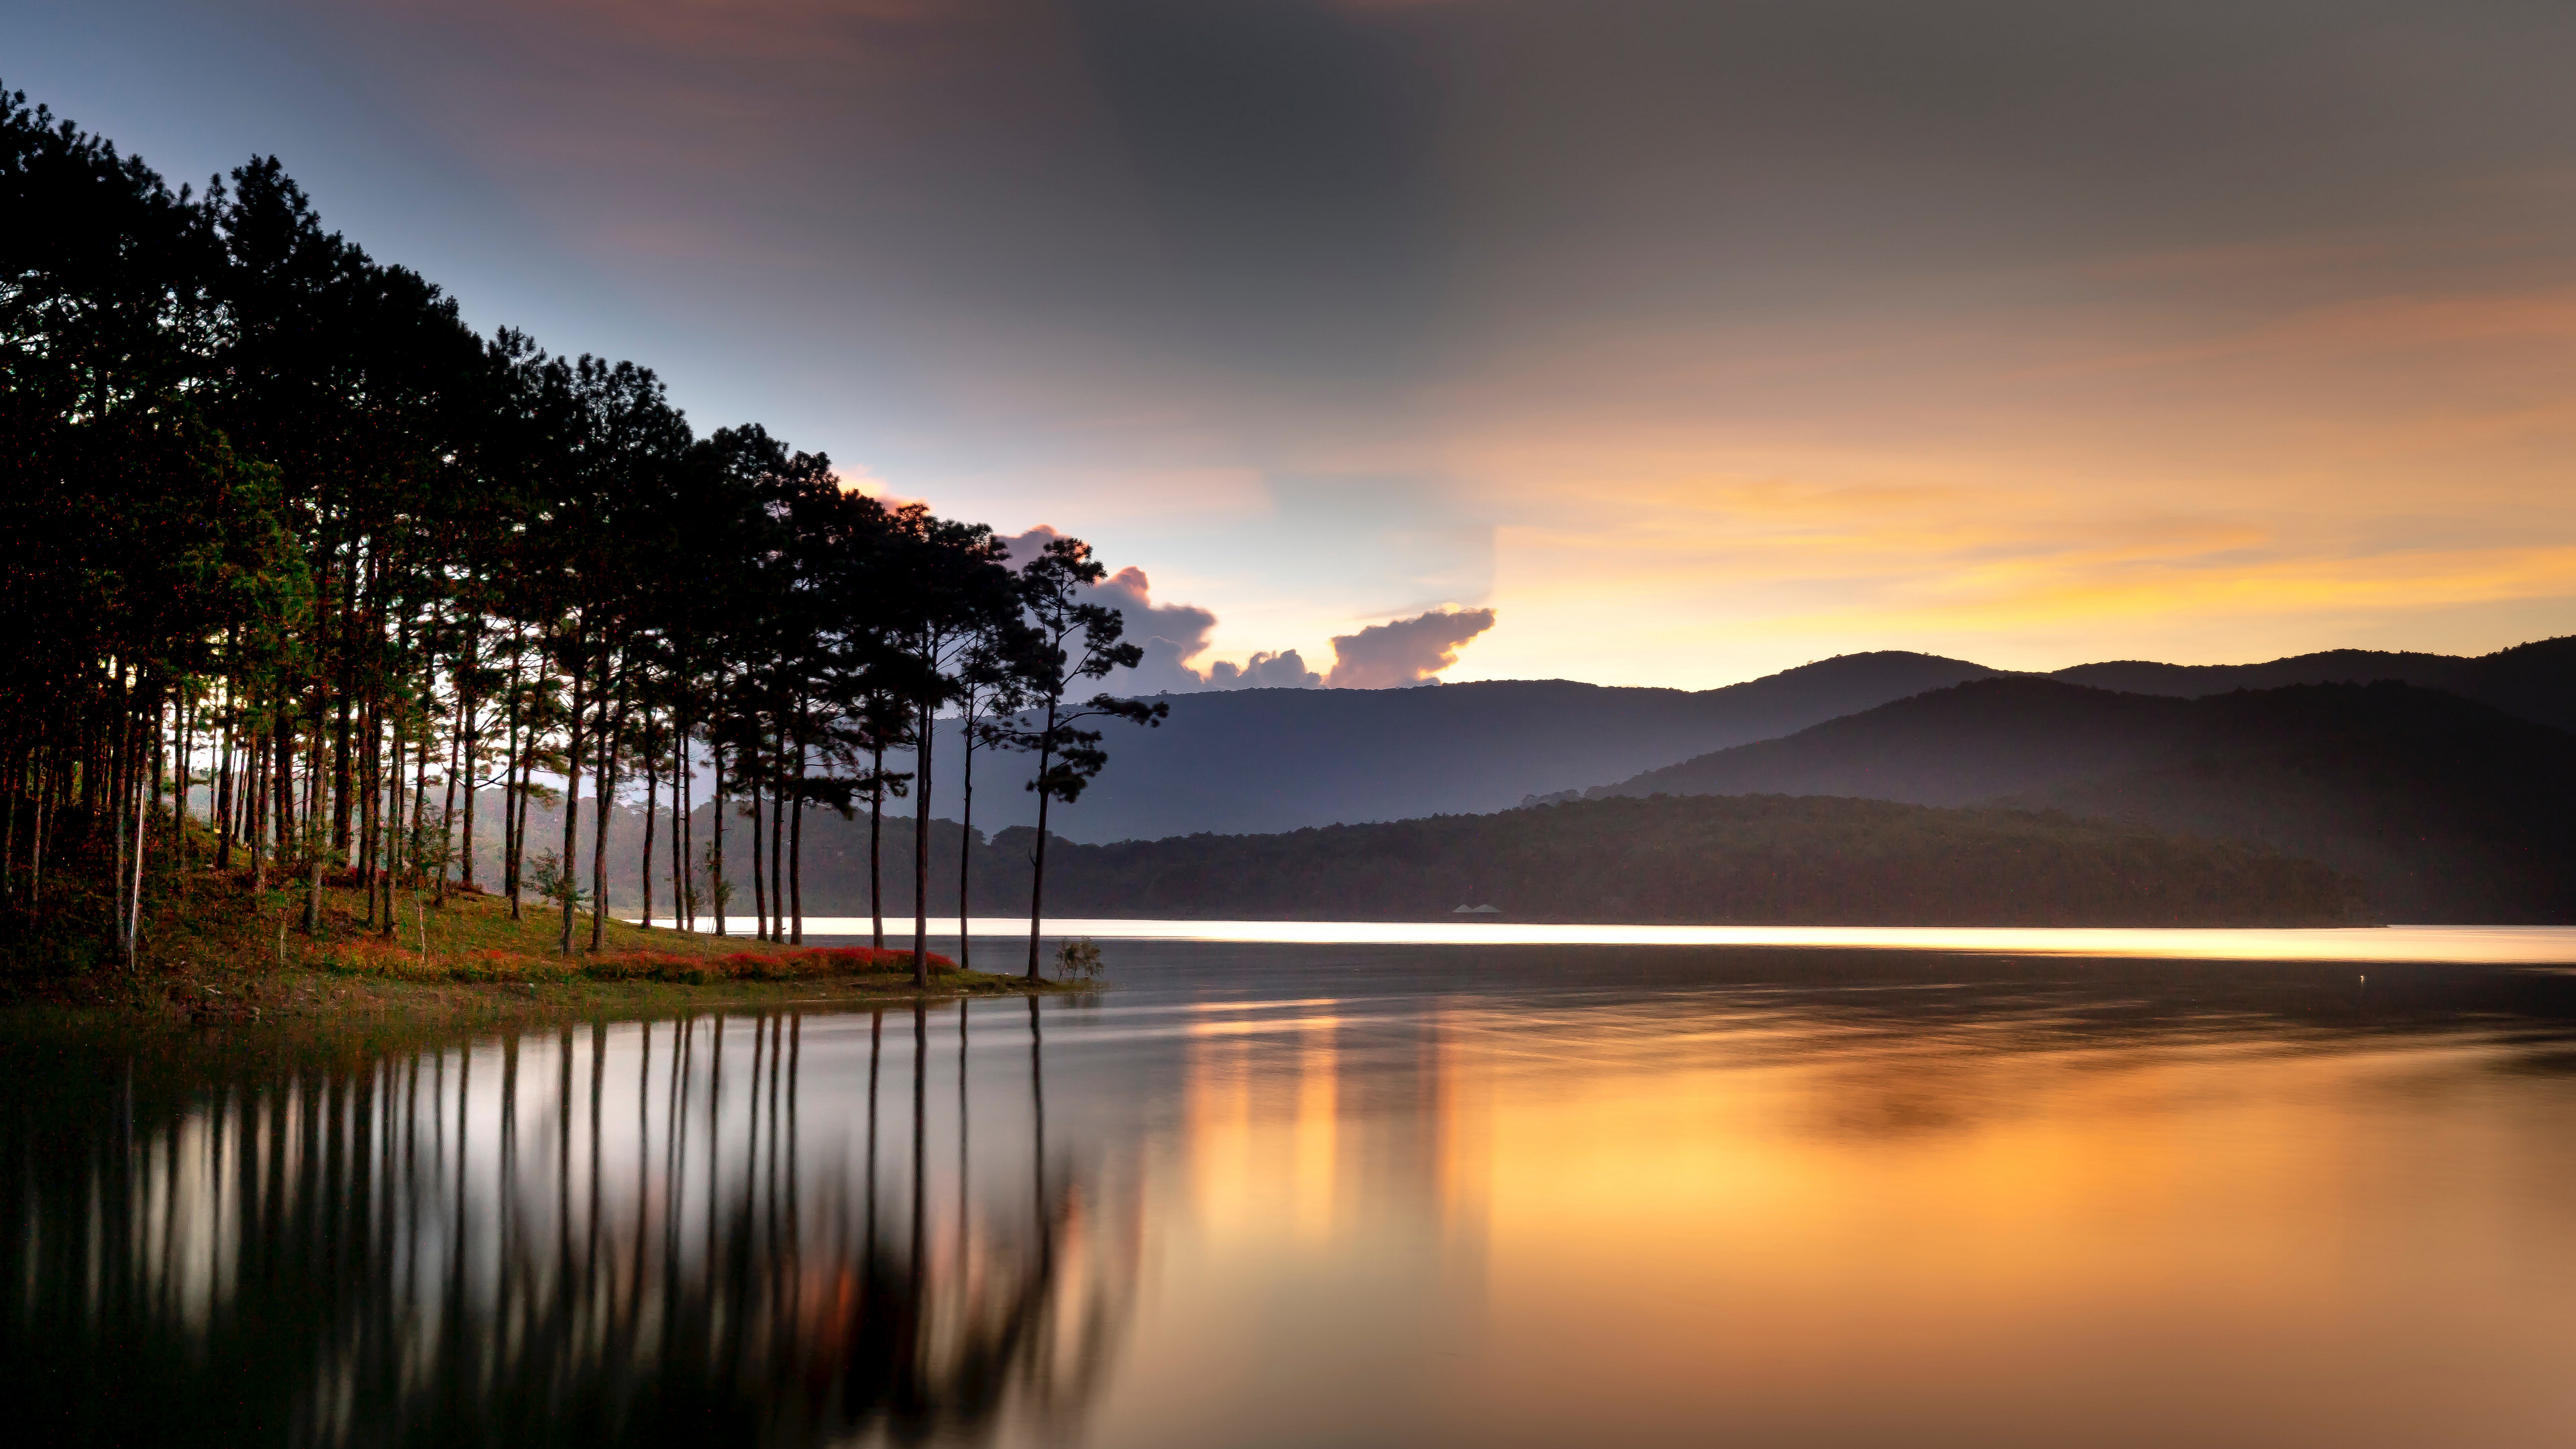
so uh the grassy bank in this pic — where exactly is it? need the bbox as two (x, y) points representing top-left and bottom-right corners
(1, 869), (1079, 1030)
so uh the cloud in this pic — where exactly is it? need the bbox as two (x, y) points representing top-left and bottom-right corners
(996, 527), (1496, 692)
(1091, 564), (1222, 692)
(1205, 651), (1324, 688)
(997, 525), (1322, 690)
(1323, 607), (1497, 688)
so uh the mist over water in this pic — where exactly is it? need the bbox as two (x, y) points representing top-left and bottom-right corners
(11, 938), (2576, 1446)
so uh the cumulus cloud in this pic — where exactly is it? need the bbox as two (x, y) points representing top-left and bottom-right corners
(997, 526), (1322, 692)
(995, 529), (1495, 691)
(1205, 651), (1324, 688)
(1323, 607), (1497, 689)
(1091, 564), (1223, 692)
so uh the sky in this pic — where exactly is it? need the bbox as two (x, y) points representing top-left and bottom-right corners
(12, 0), (2576, 689)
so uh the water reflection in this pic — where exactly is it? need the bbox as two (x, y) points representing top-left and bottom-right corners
(12, 943), (2576, 1448)
(0, 1007), (1134, 1447)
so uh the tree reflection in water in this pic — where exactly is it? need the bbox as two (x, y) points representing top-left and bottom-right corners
(0, 1006), (1136, 1446)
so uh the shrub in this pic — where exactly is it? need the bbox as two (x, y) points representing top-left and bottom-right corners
(578, 945), (951, 983)
(1054, 938), (1104, 983)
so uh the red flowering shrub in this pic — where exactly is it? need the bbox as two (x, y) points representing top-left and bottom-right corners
(578, 945), (950, 983)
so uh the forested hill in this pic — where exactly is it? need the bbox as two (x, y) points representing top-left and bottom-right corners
(729, 795), (2353, 928)
(2049, 635), (2576, 731)
(896, 635), (2576, 844)
(1589, 678), (2576, 921)
(896, 650), (2008, 842)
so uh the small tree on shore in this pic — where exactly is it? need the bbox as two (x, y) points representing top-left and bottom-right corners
(1004, 537), (1165, 982)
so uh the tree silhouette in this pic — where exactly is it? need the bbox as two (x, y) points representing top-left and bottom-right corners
(1002, 537), (1166, 981)
(0, 89), (1171, 975)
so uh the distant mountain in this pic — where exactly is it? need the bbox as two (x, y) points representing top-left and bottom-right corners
(1008, 795), (2360, 927)
(561, 792), (2356, 929)
(2049, 635), (2576, 731)
(499, 636), (2576, 925)
(902, 651), (2005, 843)
(898, 635), (2574, 844)
(1589, 678), (2576, 921)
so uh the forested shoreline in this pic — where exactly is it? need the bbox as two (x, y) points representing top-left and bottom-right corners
(1014, 795), (2366, 926)
(550, 793), (2365, 929)
(0, 91), (1161, 985)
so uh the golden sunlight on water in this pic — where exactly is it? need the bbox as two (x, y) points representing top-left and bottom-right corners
(11, 942), (2576, 1446)
(803, 918), (2576, 963)
(1082, 985), (2576, 1449)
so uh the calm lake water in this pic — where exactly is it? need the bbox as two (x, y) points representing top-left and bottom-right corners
(11, 931), (2576, 1446)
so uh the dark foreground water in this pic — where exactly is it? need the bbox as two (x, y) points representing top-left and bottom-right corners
(9, 938), (2576, 1447)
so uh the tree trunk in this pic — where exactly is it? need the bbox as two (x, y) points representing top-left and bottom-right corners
(501, 629), (526, 915)
(303, 702), (326, 936)
(459, 690), (477, 890)
(913, 696), (934, 987)
(958, 708), (975, 972)
(511, 706), (537, 921)
(1, 745), (17, 903)
(749, 734), (768, 941)
(558, 636), (586, 957)
(108, 697), (125, 944)
(641, 708), (658, 930)
(456, 620), (479, 894)
(675, 714), (690, 930)
(790, 731), (805, 947)
(380, 701), (402, 938)
(588, 668), (622, 953)
(1025, 703), (1058, 982)
(172, 692), (191, 859)
(411, 701), (431, 901)
(127, 701), (154, 967)
(243, 725), (262, 891)
(869, 739), (885, 950)
(214, 704), (235, 871)
(360, 708), (379, 926)
(710, 730), (728, 938)
(276, 718), (292, 862)
(767, 752), (785, 944)
(30, 737), (51, 906)
(439, 674), (461, 906)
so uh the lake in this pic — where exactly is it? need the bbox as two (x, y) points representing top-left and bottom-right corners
(11, 928), (2576, 1446)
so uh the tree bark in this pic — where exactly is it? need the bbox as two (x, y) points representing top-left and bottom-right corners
(767, 749), (785, 943)
(502, 627), (527, 916)
(869, 738), (885, 950)
(749, 731), (768, 941)
(1025, 700), (1058, 983)
(710, 727), (728, 938)
(958, 706), (975, 972)
(214, 700), (235, 871)
(127, 701), (154, 967)
(675, 713), (691, 930)
(558, 632), (586, 957)
(913, 696), (934, 987)
(790, 733), (805, 947)
(588, 665), (623, 953)
(640, 708), (658, 930)
(380, 698), (402, 938)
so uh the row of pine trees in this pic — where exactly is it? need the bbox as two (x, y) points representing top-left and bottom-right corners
(0, 89), (1161, 984)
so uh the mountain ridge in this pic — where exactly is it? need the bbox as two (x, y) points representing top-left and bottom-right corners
(916, 635), (2574, 843)
(1586, 676), (2576, 920)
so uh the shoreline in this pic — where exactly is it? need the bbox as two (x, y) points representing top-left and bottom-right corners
(0, 963), (1087, 1042)
(0, 873), (1093, 1035)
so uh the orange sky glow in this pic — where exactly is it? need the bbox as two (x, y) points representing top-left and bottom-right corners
(23, 0), (2576, 686)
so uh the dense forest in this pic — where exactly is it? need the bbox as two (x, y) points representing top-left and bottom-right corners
(949, 794), (2365, 927)
(841, 635), (2573, 847)
(0, 91), (1165, 983)
(1592, 678), (2576, 922)
(596, 793), (2354, 928)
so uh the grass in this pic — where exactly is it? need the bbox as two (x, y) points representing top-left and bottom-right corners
(3, 864), (1076, 1032)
